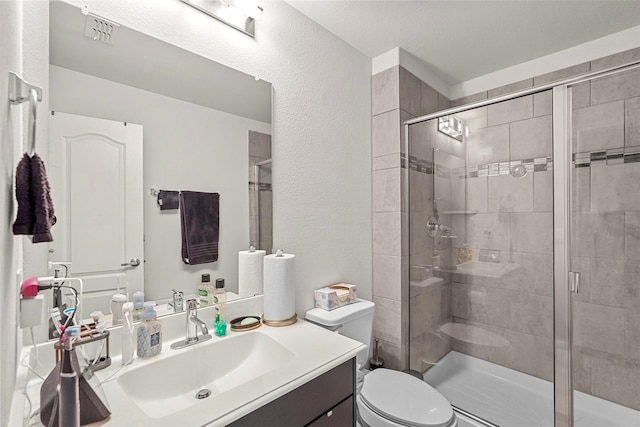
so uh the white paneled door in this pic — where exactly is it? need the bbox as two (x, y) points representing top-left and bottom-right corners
(48, 112), (143, 321)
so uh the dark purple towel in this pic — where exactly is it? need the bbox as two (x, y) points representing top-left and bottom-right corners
(13, 153), (56, 243)
(180, 191), (219, 265)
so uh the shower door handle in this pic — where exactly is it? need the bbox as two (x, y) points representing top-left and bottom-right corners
(569, 271), (580, 293)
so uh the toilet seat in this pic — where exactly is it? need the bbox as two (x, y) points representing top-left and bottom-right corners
(360, 369), (454, 427)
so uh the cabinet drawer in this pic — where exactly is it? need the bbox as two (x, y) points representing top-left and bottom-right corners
(229, 358), (354, 427)
(306, 396), (354, 427)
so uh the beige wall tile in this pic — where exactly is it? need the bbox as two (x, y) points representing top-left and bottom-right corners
(591, 69), (640, 105)
(373, 296), (402, 346)
(572, 101), (624, 152)
(574, 301), (625, 356)
(534, 90), (552, 117)
(626, 96), (640, 146)
(372, 66), (399, 115)
(466, 124), (509, 165)
(534, 170), (552, 212)
(572, 168), (591, 212)
(399, 66), (421, 116)
(591, 47), (640, 72)
(373, 153), (401, 171)
(591, 352), (640, 410)
(591, 163), (640, 212)
(373, 167), (402, 212)
(510, 213), (553, 254)
(510, 115), (552, 159)
(451, 92), (488, 108)
(572, 212), (625, 259)
(421, 81), (439, 116)
(373, 212), (403, 256)
(509, 292), (553, 337)
(572, 345), (592, 394)
(373, 254), (402, 301)
(572, 81), (591, 109)
(590, 258), (640, 310)
(487, 78), (533, 98)
(466, 176), (488, 213)
(625, 309), (640, 360)
(372, 109), (401, 158)
(488, 174), (534, 213)
(534, 62), (590, 86)
(467, 213), (511, 251)
(487, 95), (533, 126)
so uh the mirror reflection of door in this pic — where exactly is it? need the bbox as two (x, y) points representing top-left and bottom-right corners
(48, 112), (144, 325)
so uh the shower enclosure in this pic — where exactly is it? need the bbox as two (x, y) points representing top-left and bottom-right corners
(407, 62), (640, 426)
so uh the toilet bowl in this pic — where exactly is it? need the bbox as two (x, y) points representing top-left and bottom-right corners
(357, 368), (456, 427)
(305, 299), (457, 427)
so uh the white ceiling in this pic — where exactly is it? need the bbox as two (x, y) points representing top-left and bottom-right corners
(286, 0), (640, 86)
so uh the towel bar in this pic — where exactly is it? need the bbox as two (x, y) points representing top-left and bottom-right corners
(9, 72), (43, 156)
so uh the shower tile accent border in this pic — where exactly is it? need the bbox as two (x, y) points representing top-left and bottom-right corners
(404, 144), (640, 181)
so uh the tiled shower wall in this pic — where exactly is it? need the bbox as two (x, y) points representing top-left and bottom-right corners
(444, 47), (640, 410)
(371, 65), (449, 369)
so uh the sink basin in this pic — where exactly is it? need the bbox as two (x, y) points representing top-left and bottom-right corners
(117, 331), (294, 418)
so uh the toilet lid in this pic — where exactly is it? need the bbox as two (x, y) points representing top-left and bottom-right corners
(360, 369), (454, 427)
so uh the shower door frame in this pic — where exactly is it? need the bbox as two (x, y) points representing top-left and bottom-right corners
(404, 59), (640, 426)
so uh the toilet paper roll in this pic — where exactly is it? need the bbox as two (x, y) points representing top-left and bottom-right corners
(238, 249), (266, 296)
(263, 253), (296, 322)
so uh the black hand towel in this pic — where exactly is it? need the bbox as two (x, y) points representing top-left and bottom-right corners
(180, 191), (219, 265)
(157, 190), (180, 210)
(13, 153), (56, 243)
(12, 153), (33, 235)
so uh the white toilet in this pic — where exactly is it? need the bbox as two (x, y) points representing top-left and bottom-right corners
(306, 299), (457, 427)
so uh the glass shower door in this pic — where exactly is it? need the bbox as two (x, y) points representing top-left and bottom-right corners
(409, 92), (556, 426)
(566, 68), (640, 426)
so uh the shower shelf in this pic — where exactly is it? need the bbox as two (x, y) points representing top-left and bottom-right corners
(441, 210), (479, 215)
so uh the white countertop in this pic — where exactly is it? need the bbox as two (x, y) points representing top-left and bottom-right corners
(14, 312), (364, 427)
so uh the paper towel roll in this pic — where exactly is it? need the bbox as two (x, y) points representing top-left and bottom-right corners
(263, 252), (296, 322)
(238, 249), (266, 296)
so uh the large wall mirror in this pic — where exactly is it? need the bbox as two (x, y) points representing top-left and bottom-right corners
(32, 1), (272, 341)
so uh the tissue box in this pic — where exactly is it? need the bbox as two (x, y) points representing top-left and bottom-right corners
(314, 283), (357, 311)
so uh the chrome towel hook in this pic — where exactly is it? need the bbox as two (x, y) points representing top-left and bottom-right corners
(9, 72), (43, 156)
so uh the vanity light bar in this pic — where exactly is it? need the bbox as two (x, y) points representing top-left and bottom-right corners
(180, 0), (259, 37)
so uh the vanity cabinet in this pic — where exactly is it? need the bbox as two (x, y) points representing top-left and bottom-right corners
(228, 357), (355, 427)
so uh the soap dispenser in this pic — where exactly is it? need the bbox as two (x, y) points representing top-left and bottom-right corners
(137, 301), (162, 358)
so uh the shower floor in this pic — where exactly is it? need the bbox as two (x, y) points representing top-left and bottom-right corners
(423, 351), (640, 427)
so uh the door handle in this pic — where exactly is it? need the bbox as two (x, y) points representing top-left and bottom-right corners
(569, 271), (580, 293)
(121, 258), (141, 268)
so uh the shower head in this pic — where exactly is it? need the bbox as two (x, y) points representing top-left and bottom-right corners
(510, 164), (528, 178)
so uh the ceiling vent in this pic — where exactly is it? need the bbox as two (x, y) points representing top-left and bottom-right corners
(84, 13), (119, 45)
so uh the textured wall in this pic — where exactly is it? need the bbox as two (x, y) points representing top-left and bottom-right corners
(55, 0), (373, 311)
(0, 4), (22, 423)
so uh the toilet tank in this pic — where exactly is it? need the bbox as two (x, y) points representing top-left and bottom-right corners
(305, 299), (375, 369)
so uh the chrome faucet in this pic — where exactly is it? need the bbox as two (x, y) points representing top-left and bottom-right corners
(168, 289), (184, 313)
(170, 298), (211, 350)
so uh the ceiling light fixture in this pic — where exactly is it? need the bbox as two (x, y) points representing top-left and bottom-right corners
(438, 116), (469, 142)
(180, 0), (262, 38)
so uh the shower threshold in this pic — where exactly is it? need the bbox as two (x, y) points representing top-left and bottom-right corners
(423, 351), (640, 427)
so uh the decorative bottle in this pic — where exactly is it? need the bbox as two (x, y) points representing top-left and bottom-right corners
(136, 301), (162, 358)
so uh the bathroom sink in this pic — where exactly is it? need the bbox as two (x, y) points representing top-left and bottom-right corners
(117, 331), (294, 418)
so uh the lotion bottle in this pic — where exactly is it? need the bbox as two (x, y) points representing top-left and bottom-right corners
(137, 302), (162, 358)
(213, 278), (227, 321)
(198, 274), (214, 306)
